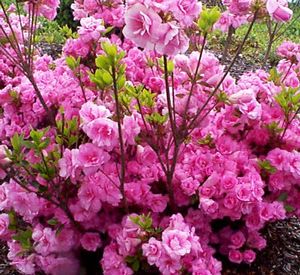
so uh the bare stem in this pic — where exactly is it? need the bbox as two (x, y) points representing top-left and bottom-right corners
(280, 105), (300, 141)
(222, 26), (234, 62)
(281, 61), (293, 83)
(112, 64), (128, 213)
(183, 33), (207, 126)
(263, 22), (278, 67)
(163, 55), (177, 141)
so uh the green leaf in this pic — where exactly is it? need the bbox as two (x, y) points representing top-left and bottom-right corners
(258, 159), (277, 174)
(292, 92), (300, 105)
(132, 260), (140, 272)
(103, 26), (115, 35)
(284, 204), (295, 212)
(167, 60), (174, 73)
(102, 71), (113, 85)
(23, 141), (36, 150)
(102, 41), (118, 57)
(146, 113), (168, 125)
(65, 56), (77, 70)
(208, 7), (221, 24)
(8, 211), (17, 231)
(266, 122), (283, 135)
(38, 138), (50, 150)
(68, 135), (78, 146)
(277, 192), (288, 202)
(117, 75), (126, 89)
(198, 7), (221, 33)
(47, 218), (59, 226)
(11, 134), (23, 154)
(95, 55), (110, 70)
(56, 224), (64, 236)
(13, 229), (32, 250)
(198, 134), (214, 147)
(125, 256), (136, 264)
(269, 67), (281, 85)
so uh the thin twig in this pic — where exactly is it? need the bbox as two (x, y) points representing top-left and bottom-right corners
(112, 63), (129, 213)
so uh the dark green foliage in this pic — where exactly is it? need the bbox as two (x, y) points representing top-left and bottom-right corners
(56, 0), (79, 30)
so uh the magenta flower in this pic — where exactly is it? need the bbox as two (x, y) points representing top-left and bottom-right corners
(80, 233), (102, 252)
(142, 237), (163, 265)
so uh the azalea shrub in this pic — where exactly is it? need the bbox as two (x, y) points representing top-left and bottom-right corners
(0, 0), (299, 274)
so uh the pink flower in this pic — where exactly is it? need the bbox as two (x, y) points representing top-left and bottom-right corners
(58, 148), (80, 181)
(13, 256), (36, 275)
(32, 226), (57, 256)
(243, 249), (256, 264)
(157, 253), (182, 274)
(123, 4), (166, 50)
(77, 143), (110, 175)
(0, 184), (8, 211)
(142, 237), (162, 265)
(80, 101), (111, 125)
(230, 231), (246, 249)
(169, 0), (202, 27)
(223, 193), (239, 209)
(147, 194), (168, 213)
(222, 172), (238, 191)
(181, 177), (199, 196)
(200, 198), (219, 215)
(37, 254), (80, 275)
(101, 243), (133, 275)
(78, 17), (105, 42)
(228, 0), (251, 15)
(277, 41), (299, 59)
(247, 232), (267, 250)
(267, 148), (289, 171)
(228, 249), (243, 263)
(123, 115), (141, 145)
(156, 22), (189, 56)
(236, 184), (252, 202)
(0, 85), (13, 104)
(97, 175), (123, 206)
(215, 12), (232, 32)
(25, 0), (60, 20)
(0, 144), (10, 179)
(78, 182), (102, 213)
(162, 229), (192, 258)
(84, 117), (118, 151)
(80, 233), (102, 252)
(259, 203), (273, 221)
(266, 0), (293, 22)
(0, 213), (9, 237)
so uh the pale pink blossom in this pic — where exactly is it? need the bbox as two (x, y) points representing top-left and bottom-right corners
(267, 0), (293, 22)
(142, 237), (162, 265)
(84, 117), (118, 151)
(123, 4), (166, 50)
(162, 229), (192, 258)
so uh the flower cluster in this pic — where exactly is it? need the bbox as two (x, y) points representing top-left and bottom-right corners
(215, 0), (293, 34)
(0, 1), (299, 274)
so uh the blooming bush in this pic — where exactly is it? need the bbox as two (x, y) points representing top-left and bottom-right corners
(0, 0), (299, 274)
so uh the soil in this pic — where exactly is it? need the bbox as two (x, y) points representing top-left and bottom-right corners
(37, 42), (63, 58)
(0, 242), (19, 275)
